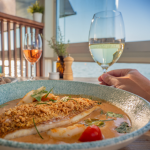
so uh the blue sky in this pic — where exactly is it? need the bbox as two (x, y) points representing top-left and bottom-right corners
(59, 0), (150, 43)
(118, 0), (150, 42)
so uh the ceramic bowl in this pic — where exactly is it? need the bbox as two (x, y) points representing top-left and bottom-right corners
(3, 77), (18, 83)
(0, 80), (150, 150)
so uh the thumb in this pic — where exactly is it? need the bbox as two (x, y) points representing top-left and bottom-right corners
(101, 73), (118, 86)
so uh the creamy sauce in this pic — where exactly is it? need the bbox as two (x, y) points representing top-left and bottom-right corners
(0, 96), (131, 144)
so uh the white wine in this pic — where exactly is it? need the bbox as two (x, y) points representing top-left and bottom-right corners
(89, 43), (124, 70)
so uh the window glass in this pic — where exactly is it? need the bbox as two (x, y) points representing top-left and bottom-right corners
(58, 0), (150, 43)
(118, 0), (150, 42)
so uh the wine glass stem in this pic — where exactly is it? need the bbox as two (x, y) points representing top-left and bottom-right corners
(31, 64), (34, 80)
(103, 68), (107, 73)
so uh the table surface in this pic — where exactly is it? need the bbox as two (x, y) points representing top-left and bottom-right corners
(16, 77), (150, 150)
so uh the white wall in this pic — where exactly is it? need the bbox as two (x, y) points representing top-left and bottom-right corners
(43, 0), (56, 76)
(0, 0), (16, 15)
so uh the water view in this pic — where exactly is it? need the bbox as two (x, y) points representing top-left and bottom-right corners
(72, 62), (150, 79)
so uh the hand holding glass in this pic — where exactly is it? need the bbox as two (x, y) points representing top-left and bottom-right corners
(89, 10), (125, 73)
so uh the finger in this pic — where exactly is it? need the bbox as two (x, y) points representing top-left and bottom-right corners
(100, 81), (114, 86)
(99, 81), (108, 85)
(98, 69), (129, 81)
(101, 73), (118, 86)
(98, 76), (103, 82)
(107, 69), (133, 77)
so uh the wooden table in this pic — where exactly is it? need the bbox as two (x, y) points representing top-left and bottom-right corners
(17, 77), (150, 150)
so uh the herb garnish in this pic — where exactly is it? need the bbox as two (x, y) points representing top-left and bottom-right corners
(67, 99), (78, 104)
(84, 119), (104, 127)
(35, 102), (51, 106)
(107, 112), (123, 118)
(33, 118), (43, 139)
(115, 122), (131, 133)
(61, 96), (78, 104)
(97, 102), (101, 105)
(45, 87), (54, 98)
(49, 99), (57, 103)
(31, 86), (48, 102)
(31, 86), (55, 102)
(99, 119), (115, 122)
(0, 103), (8, 108)
(100, 110), (104, 114)
(84, 118), (114, 127)
(61, 97), (78, 107)
(106, 113), (108, 119)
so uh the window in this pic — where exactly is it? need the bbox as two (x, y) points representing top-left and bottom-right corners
(58, 0), (150, 43)
(56, 0), (150, 78)
(118, 0), (150, 42)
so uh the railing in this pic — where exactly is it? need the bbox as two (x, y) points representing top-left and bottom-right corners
(0, 12), (44, 77)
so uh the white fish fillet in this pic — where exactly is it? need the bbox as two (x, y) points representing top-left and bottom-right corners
(47, 124), (87, 138)
(4, 106), (100, 140)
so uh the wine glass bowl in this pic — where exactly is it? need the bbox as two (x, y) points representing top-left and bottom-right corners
(23, 49), (42, 64)
(89, 10), (125, 73)
(23, 33), (42, 80)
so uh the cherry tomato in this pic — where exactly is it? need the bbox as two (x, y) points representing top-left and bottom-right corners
(79, 125), (103, 142)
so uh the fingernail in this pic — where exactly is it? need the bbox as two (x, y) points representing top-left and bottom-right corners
(102, 73), (108, 79)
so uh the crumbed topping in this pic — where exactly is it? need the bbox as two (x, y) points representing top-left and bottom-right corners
(0, 98), (98, 137)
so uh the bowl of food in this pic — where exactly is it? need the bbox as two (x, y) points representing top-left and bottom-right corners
(0, 80), (150, 150)
(0, 73), (18, 85)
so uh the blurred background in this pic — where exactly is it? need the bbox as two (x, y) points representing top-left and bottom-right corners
(0, 0), (150, 78)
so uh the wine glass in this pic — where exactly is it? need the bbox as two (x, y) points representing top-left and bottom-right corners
(89, 10), (125, 73)
(23, 33), (42, 80)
